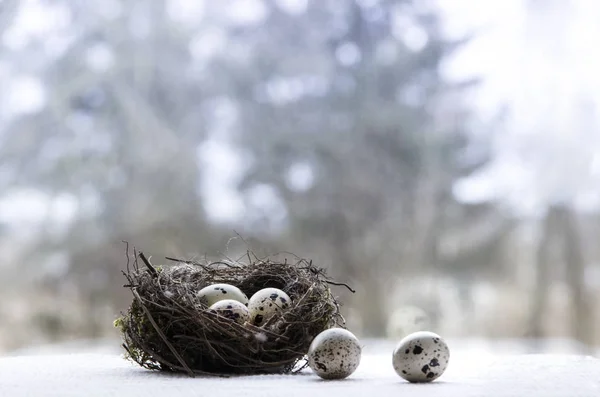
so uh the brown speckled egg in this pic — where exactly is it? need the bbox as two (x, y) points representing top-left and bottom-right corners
(248, 288), (291, 326)
(209, 299), (250, 325)
(392, 331), (450, 383)
(307, 328), (362, 380)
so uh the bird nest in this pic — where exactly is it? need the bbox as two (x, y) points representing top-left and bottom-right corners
(115, 246), (352, 376)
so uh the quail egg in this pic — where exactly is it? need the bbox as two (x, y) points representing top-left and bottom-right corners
(209, 299), (250, 325)
(197, 283), (248, 307)
(392, 331), (450, 383)
(247, 288), (291, 326)
(307, 328), (362, 380)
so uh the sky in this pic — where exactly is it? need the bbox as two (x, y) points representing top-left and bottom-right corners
(2, 0), (600, 230)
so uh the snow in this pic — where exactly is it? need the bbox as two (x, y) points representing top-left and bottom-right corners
(1, 341), (599, 396)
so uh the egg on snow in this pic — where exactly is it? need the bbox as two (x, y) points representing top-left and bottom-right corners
(247, 288), (291, 326)
(209, 299), (250, 325)
(392, 331), (450, 383)
(307, 328), (362, 380)
(197, 283), (248, 307)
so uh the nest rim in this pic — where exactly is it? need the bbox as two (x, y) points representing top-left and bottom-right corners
(116, 246), (353, 377)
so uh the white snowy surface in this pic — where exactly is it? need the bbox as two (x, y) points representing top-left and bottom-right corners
(1, 340), (599, 397)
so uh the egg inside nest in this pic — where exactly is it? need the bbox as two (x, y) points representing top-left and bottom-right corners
(209, 299), (250, 325)
(248, 288), (292, 326)
(197, 283), (249, 307)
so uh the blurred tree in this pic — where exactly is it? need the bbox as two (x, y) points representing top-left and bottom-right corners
(0, 0), (502, 345)
(518, 0), (594, 349)
(204, 0), (493, 335)
(528, 205), (591, 348)
(0, 0), (222, 335)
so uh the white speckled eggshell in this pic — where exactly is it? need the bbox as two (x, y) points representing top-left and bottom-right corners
(307, 328), (362, 380)
(197, 284), (248, 307)
(247, 288), (291, 326)
(392, 331), (450, 383)
(209, 299), (250, 324)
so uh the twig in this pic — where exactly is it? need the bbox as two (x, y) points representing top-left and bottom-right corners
(127, 330), (225, 377)
(292, 359), (309, 374)
(122, 343), (131, 354)
(207, 261), (240, 268)
(165, 256), (191, 264)
(133, 248), (140, 272)
(122, 240), (131, 274)
(166, 256), (241, 270)
(132, 289), (194, 377)
(324, 280), (356, 293)
(139, 251), (158, 277)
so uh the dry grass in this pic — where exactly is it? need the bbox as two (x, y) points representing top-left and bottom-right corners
(115, 245), (351, 376)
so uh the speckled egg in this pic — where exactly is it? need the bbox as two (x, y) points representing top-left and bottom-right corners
(392, 331), (450, 383)
(247, 288), (291, 326)
(209, 299), (250, 325)
(197, 283), (248, 307)
(307, 328), (362, 380)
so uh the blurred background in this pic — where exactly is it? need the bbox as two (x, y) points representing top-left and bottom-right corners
(0, 0), (599, 356)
